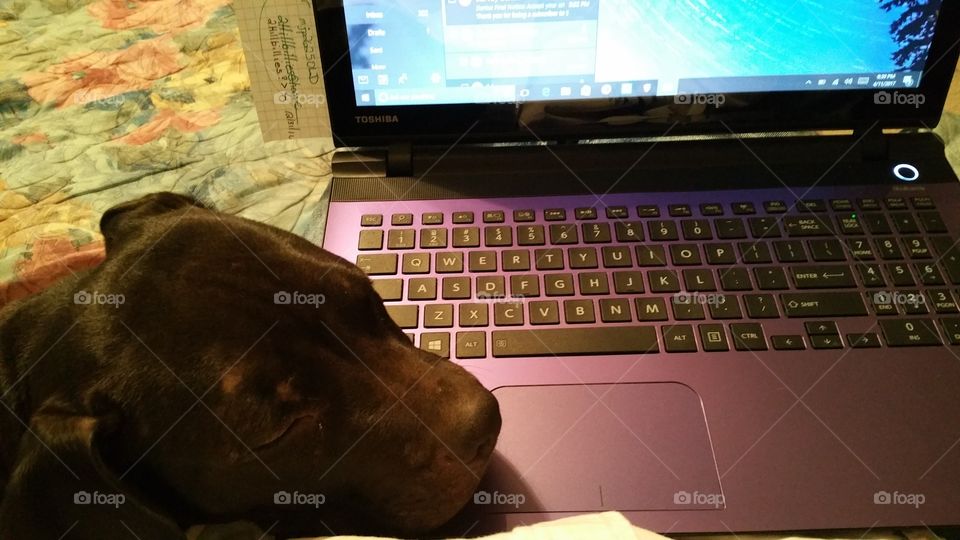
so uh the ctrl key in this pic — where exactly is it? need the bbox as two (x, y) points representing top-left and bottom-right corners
(385, 305), (419, 329)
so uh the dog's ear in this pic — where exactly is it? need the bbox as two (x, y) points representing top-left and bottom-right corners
(0, 398), (186, 540)
(100, 192), (206, 253)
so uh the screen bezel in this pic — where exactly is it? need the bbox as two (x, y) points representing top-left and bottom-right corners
(315, 0), (960, 147)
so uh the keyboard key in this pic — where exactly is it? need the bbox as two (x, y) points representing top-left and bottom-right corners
(456, 332), (487, 359)
(422, 212), (443, 225)
(564, 300), (596, 324)
(805, 321), (838, 335)
(358, 230), (383, 250)
(699, 324), (729, 351)
(858, 198), (881, 211)
(385, 305), (418, 329)
(764, 201), (788, 213)
(511, 275), (540, 297)
(550, 224), (579, 244)
(603, 246), (633, 268)
(683, 269), (717, 291)
(529, 301), (560, 324)
(579, 272), (610, 295)
(754, 267), (788, 290)
(928, 290), (959, 314)
(781, 292), (868, 317)
(477, 276), (506, 299)
(880, 319), (941, 347)
(885, 197), (908, 210)
(436, 252), (464, 273)
(453, 211), (474, 224)
(635, 245), (667, 266)
(491, 327), (659, 357)
(669, 204), (692, 217)
(916, 263), (944, 286)
(544, 209), (566, 221)
(783, 215), (833, 237)
(419, 332), (450, 359)
(671, 297), (705, 320)
(361, 214), (383, 227)
(483, 210), (505, 223)
(744, 294), (779, 318)
(356, 254), (398, 275)
(830, 199), (853, 211)
(518, 225), (546, 246)
(663, 325), (698, 352)
(401, 253), (430, 274)
(918, 211), (947, 233)
(575, 207), (598, 220)
(600, 299), (633, 322)
(468, 251), (497, 272)
(544, 274), (575, 296)
(705, 243), (737, 265)
(739, 242), (772, 264)
(772, 335), (805, 350)
(682, 219), (713, 240)
(424, 304), (454, 328)
(887, 263), (914, 286)
(715, 218), (748, 239)
(749, 217), (780, 238)
(848, 333), (881, 348)
(648, 270), (681, 293)
(708, 295), (743, 319)
(442, 277), (471, 299)
(912, 197), (935, 210)
(452, 227), (480, 248)
(613, 271), (645, 294)
(808, 239), (846, 262)
(904, 237), (931, 259)
(534, 248), (565, 270)
(837, 215), (864, 235)
(732, 202), (756, 215)
(502, 250), (531, 271)
(700, 203), (724, 216)
(494, 302), (525, 326)
(774, 240), (807, 263)
(670, 244), (702, 265)
(635, 297), (669, 321)
(636, 205), (660, 217)
(869, 292), (899, 316)
(719, 267), (753, 291)
(940, 318), (960, 345)
(615, 222), (645, 242)
(371, 279), (403, 301)
(790, 265), (856, 288)
(387, 229), (415, 249)
(606, 206), (629, 219)
(648, 220), (679, 241)
(730, 323), (767, 351)
(514, 209), (536, 222)
(863, 214), (892, 234)
(420, 228), (447, 248)
(484, 225), (513, 247)
(582, 222), (612, 243)
(408, 278), (437, 300)
(810, 335), (843, 349)
(391, 213), (414, 226)
(846, 239), (874, 261)
(569, 247), (599, 269)
(891, 212), (920, 234)
(459, 303), (489, 327)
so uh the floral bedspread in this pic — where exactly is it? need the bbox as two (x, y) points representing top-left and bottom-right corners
(0, 0), (333, 308)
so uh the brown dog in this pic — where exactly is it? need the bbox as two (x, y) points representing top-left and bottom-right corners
(0, 192), (501, 539)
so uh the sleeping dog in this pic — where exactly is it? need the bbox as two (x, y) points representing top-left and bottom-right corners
(0, 192), (501, 539)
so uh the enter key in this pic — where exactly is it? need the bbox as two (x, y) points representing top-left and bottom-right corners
(790, 265), (856, 289)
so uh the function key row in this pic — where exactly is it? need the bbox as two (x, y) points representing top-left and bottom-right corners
(360, 197), (937, 226)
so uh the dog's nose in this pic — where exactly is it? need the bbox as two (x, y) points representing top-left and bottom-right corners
(455, 390), (501, 465)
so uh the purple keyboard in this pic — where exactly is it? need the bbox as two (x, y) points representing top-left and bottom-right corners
(323, 187), (960, 360)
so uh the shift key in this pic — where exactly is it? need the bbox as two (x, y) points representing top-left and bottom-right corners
(791, 265), (856, 288)
(781, 292), (867, 317)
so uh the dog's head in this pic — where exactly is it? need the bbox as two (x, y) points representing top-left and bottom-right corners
(0, 193), (500, 538)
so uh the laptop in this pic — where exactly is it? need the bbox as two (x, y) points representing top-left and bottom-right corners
(313, 0), (960, 534)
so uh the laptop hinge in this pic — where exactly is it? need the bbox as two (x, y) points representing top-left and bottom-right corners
(386, 142), (414, 177)
(858, 125), (889, 162)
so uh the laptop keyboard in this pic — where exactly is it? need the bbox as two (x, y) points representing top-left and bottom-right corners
(352, 195), (960, 359)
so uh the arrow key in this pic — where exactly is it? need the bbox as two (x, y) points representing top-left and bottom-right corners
(811, 334), (843, 349)
(771, 335), (806, 350)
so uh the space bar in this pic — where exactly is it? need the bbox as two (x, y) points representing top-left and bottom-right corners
(491, 327), (659, 357)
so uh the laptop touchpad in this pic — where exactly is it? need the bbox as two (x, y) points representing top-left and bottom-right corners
(477, 383), (723, 512)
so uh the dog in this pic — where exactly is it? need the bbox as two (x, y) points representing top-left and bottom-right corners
(0, 192), (501, 539)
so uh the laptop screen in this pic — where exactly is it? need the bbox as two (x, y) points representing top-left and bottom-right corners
(343, 0), (942, 108)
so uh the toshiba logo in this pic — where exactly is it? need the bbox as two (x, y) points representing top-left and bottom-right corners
(355, 115), (400, 124)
